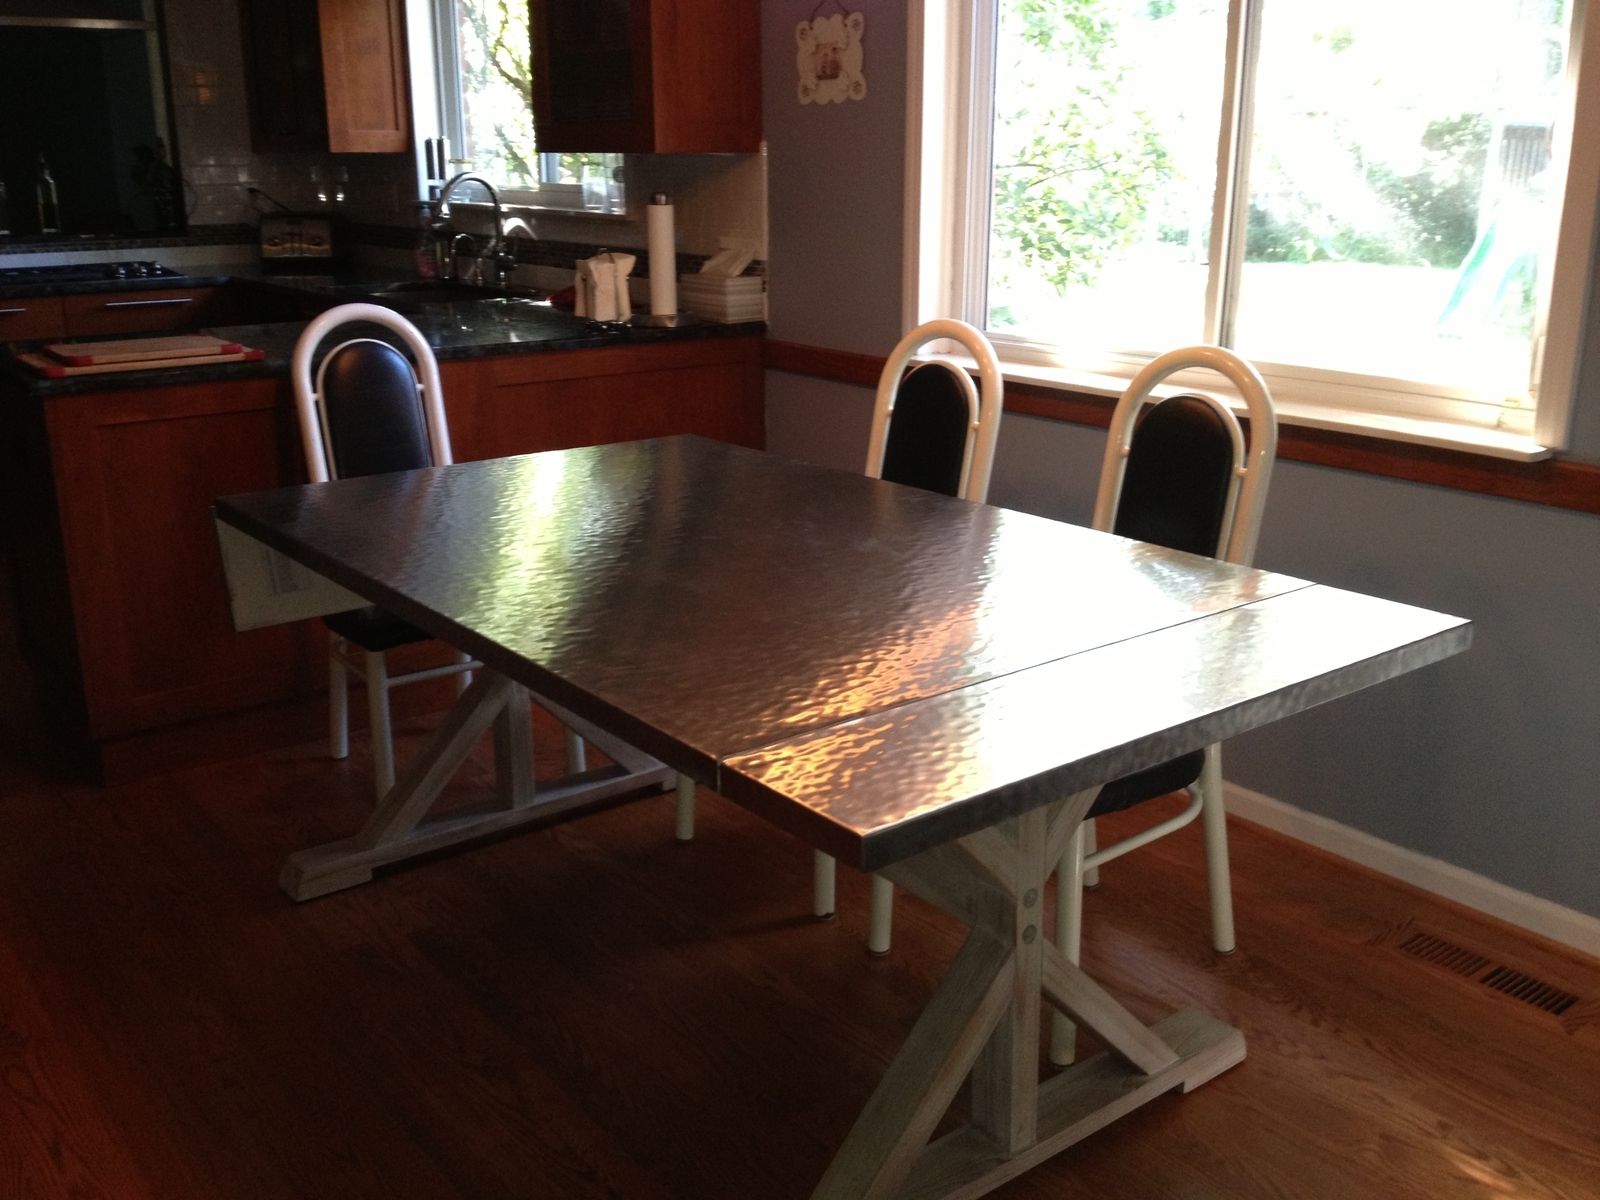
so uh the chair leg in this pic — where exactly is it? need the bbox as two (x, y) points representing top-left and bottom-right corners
(867, 875), (894, 955)
(812, 851), (836, 918)
(1081, 816), (1100, 888)
(565, 727), (588, 774)
(674, 773), (695, 842)
(328, 633), (349, 760)
(1049, 823), (1088, 1066)
(1197, 749), (1236, 954)
(365, 649), (395, 799)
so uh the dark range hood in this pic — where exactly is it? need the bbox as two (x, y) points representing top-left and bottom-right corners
(0, 1), (185, 239)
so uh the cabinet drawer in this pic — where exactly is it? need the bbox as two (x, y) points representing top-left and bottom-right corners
(0, 295), (67, 341)
(63, 287), (229, 336)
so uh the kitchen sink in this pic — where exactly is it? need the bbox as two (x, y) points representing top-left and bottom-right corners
(363, 280), (550, 304)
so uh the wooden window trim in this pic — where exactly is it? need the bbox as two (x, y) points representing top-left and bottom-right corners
(762, 338), (1600, 517)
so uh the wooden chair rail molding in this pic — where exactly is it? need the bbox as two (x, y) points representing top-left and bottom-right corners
(762, 339), (1600, 517)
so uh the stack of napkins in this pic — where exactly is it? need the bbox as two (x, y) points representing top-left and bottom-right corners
(677, 274), (765, 323)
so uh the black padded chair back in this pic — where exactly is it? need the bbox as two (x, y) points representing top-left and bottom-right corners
(1112, 394), (1235, 557)
(879, 362), (971, 498)
(320, 341), (433, 478)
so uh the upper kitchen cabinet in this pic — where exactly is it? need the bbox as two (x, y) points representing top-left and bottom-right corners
(241, 0), (411, 154)
(531, 0), (760, 153)
(241, 0), (327, 151)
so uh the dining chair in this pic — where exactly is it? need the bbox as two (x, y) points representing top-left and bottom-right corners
(834, 317), (1005, 949)
(1050, 343), (1277, 1065)
(290, 302), (584, 798)
(667, 319), (1005, 943)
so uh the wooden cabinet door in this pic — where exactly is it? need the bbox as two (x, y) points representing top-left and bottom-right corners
(0, 295), (66, 341)
(241, 0), (328, 152)
(442, 338), (764, 462)
(320, 0), (412, 153)
(61, 287), (235, 337)
(43, 379), (322, 739)
(532, 0), (760, 153)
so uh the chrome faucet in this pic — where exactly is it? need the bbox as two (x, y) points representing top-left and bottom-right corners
(431, 172), (518, 286)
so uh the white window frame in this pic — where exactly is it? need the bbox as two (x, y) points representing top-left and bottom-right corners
(906, 0), (1600, 458)
(405, 0), (624, 215)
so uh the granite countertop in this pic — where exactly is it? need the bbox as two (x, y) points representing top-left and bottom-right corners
(0, 265), (764, 396)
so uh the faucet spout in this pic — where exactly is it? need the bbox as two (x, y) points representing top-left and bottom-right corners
(432, 172), (513, 286)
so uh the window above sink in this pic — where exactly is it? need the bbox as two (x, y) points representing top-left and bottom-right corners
(410, 0), (626, 216)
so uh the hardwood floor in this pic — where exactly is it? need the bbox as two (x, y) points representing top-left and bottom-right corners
(2, 616), (1597, 1197)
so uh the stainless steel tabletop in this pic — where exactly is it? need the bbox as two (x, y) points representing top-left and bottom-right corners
(214, 435), (1471, 868)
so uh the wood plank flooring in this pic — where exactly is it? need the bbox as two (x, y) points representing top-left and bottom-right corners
(2, 631), (1597, 1197)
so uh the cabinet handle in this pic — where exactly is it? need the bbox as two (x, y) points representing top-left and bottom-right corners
(0, 307), (29, 315)
(101, 297), (195, 308)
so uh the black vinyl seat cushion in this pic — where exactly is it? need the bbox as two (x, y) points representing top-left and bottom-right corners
(320, 339), (433, 478)
(323, 606), (431, 653)
(880, 363), (972, 498)
(1112, 394), (1234, 557)
(317, 338), (435, 652)
(1088, 748), (1206, 817)
(1092, 395), (1235, 813)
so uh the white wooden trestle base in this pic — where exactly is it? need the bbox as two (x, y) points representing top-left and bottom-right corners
(810, 788), (1245, 1200)
(280, 670), (674, 901)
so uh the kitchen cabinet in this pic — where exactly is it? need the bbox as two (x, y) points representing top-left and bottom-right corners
(531, 0), (760, 153)
(0, 288), (235, 341)
(241, 0), (410, 154)
(241, 0), (328, 152)
(0, 296), (66, 342)
(4, 376), (324, 772)
(443, 337), (764, 459)
(4, 335), (761, 780)
(61, 287), (236, 337)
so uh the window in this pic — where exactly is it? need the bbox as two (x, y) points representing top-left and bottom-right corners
(910, 0), (1600, 453)
(420, 0), (625, 213)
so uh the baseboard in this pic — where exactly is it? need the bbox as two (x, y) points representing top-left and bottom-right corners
(1224, 782), (1600, 961)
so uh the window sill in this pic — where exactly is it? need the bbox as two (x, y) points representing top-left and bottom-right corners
(984, 359), (1552, 463)
(762, 337), (1600, 516)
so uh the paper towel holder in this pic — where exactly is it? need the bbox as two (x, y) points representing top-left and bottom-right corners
(634, 190), (697, 326)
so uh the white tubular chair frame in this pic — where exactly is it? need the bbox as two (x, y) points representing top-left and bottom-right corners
(851, 318), (1005, 950)
(862, 316), (1005, 504)
(292, 302), (454, 484)
(1092, 343), (1277, 566)
(671, 321), (1007, 936)
(290, 303), (478, 799)
(1052, 344), (1276, 1066)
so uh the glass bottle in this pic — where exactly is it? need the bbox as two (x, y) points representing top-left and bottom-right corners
(35, 154), (60, 234)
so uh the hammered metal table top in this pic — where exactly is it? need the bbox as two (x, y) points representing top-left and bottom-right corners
(214, 436), (1471, 868)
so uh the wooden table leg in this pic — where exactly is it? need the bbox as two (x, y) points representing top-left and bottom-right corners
(820, 793), (1245, 1200)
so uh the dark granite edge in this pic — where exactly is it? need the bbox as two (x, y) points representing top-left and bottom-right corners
(1, 306), (765, 398)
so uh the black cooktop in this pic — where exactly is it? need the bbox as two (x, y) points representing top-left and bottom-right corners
(0, 260), (183, 284)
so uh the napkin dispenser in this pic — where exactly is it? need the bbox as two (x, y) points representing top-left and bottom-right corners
(574, 251), (635, 322)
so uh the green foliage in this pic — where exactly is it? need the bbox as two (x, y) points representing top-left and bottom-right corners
(1368, 114), (1491, 268)
(991, 0), (1172, 296)
(1245, 203), (1409, 265)
(457, 0), (536, 184)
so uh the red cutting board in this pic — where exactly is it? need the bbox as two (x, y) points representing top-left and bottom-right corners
(42, 334), (243, 366)
(17, 348), (265, 378)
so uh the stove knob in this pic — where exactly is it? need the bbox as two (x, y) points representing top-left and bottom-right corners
(111, 264), (128, 278)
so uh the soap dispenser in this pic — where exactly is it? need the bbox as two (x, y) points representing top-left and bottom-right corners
(35, 154), (60, 234)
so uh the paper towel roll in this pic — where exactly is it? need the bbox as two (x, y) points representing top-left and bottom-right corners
(647, 194), (677, 317)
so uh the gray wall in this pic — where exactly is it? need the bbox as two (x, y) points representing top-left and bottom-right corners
(761, 2), (1600, 920)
